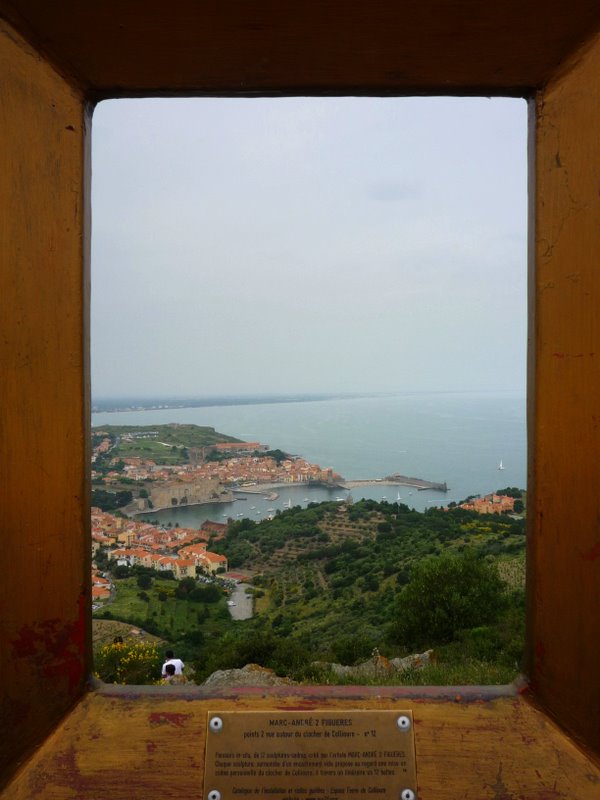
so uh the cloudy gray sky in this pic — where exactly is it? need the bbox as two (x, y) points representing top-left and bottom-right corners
(91, 97), (527, 399)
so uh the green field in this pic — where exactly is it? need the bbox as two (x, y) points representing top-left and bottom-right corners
(94, 423), (242, 464)
(93, 576), (236, 660)
(114, 438), (189, 464)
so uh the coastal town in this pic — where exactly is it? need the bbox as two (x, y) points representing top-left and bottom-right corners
(92, 429), (342, 512)
(91, 508), (230, 605)
(91, 425), (522, 611)
(91, 426), (342, 607)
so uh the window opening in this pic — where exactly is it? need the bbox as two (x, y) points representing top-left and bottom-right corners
(90, 97), (527, 688)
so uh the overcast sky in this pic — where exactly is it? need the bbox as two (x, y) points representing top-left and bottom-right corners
(91, 97), (527, 399)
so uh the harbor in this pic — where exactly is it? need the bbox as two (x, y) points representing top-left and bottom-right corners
(341, 474), (448, 492)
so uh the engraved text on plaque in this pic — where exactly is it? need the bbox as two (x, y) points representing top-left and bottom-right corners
(204, 711), (417, 800)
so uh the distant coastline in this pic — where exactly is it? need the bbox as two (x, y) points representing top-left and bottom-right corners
(92, 392), (373, 414)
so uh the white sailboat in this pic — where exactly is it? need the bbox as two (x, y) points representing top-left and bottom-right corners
(498, 459), (505, 470)
(396, 491), (402, 502)
(284, 498), (292, 509)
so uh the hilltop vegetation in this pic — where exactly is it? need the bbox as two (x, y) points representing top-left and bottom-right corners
(94, 497), (526, 685)
(94, 571), (237, 668)
(197, 498), (526, 683)
(93, 423), (241, 464)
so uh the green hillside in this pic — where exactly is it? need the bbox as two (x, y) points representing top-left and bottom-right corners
(94, 496), (526, 686)
(93, 423), (242, 463)
(200, 498), (526, 683)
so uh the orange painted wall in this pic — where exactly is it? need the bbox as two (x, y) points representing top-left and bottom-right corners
(0, 19), (91, 779)
(528, 30), (600, 752)
(2, 690), (600, 800)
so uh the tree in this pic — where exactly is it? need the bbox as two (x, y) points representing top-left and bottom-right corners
(91, 489), (133, 512)
(175, 577), (197, 599)
(112, 564), (130, 579)
(189, 584), (221, 603)
(137, 574), (152, 590)
(496, 487), (523, 499)
(264, 449), (288, 464)
(390, 551), (504, 648)
(94, 548), (109, 570)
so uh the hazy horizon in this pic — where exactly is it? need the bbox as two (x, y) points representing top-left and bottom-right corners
(92, 97), (527, 398)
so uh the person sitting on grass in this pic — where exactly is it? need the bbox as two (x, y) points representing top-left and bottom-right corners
(163, 663), (188, 684)
(161, 649), (184, 677)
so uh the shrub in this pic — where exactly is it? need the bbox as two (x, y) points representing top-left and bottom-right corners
(332, 633), (376, 666)
(188, 585), (221, 603)
(390, 551), (504, 648)
(95, 639), (161, 684)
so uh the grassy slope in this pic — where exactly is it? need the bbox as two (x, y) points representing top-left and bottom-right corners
(92, 619), (165, 649)
(93, 577), (236, 661)
(209, 500), (526, 681)
(94, 423), (242, 463)
(95, 500), (526, 684)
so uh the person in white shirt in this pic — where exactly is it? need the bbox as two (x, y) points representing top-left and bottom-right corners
(161, 649), (184, 677)
(163, 663), (188, 684)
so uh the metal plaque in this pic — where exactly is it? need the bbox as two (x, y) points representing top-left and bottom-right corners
(204, 711), (417, 800)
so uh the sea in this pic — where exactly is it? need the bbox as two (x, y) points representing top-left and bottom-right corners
(91, 391), (526, 527)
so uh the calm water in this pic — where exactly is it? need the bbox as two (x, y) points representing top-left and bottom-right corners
(92, 392), (526, 525)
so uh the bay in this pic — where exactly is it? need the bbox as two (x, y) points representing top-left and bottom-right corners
(91, 391), (526, 525)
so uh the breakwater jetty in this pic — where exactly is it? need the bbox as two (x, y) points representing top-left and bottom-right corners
(233, 488), (279, 500)
(342, 474), (448, 492)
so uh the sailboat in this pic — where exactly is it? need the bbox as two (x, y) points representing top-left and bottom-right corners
(396, 491), (402, 502)
(498, 460), (505, 470)
(284, 498), (292, 509)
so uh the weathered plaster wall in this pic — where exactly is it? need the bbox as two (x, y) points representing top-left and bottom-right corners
(0, 19), (90, 781)
(528, 30), (600, 752)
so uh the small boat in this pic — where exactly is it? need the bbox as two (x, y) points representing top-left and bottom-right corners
(382, 495), (387, 500)
(267, 508), (275, 512)
(396, 492), (402, 502)
(303, 497), (309, 502)
(284, 498), (292, 509)
(250, 506), (256, 510)
(498, 460), (505, 470)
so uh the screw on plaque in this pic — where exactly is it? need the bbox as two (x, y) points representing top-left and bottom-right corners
(397, 715), (411, 731)
(208, 791), (221, 800)
(209, 716), (223, 733)
(401, 790), (416, 800)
